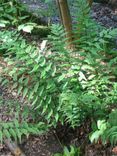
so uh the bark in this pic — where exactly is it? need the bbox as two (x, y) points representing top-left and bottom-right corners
(88, 0), (93, 6)
(4, 139), (26, 156)
(57, 0), (73, 48)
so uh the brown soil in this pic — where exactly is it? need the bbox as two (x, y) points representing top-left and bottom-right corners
(0, 122), (116, 156)
(0, 132), (62, 156)
(20, 133), (62, 156)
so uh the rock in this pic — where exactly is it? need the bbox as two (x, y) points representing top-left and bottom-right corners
(91, 3), (117, 28)
(111, 15), (117, 21)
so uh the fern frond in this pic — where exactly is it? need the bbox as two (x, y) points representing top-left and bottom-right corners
(0, 120), (47, 143)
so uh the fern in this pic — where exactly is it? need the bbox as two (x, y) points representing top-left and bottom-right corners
(0, 95), (48, 143)
(72, 0), (100, 46)
(90, 120), (107, 143)
(0, 120), (46, 143)
(54, 146), (81, 156)
(102, 110), (117, 145)
(0, 29), (64, 125)
(59, 90), (107, 127)
(0, 0), (28, 26)
(90, 110), (117, 145)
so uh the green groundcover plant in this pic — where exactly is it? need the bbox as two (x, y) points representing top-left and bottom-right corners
(0, 0), (28, 26)
(54, 146), (81, 156)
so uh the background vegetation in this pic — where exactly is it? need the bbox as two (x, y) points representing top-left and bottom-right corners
(0, 0), (117, 155)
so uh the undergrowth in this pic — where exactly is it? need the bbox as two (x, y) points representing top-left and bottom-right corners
(0, 0), (117, 148)
(0, 0), (28, 27)
(54, 146), (81, 156)
(0, 0), (49, 34)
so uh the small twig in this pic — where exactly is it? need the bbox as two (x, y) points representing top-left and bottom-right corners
(52, 130), (63, 149)
(4, 139), (26, 156)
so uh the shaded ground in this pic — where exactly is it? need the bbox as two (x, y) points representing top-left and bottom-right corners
(0, 84), (116, 155)
(0, 85), (62, 156)
(21, 133), (62, 156)
(0, 133), (62, 156)
(20, 0), (117, 28)
(91, 3), (117, 28)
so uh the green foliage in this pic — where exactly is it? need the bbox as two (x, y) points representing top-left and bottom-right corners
(54, 146), (81, 156)
(0, 30), (21, 54)
(0, 0), (117, 144)
(0, 0), (28, 26)
(0, 96), (47, 143)
(90, 120), (107, 143)
(90, 109), (117, 146)
(0, 0), (45, 33)
(0, 121), (46, 143)
(59, 91), (104, 127)
(102, 110), (117, 145)
(55, 0), (117, 127)
(0, 29), (62, 125)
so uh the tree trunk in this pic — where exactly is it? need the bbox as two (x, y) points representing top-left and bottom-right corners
(56, 0), (93, 49)
(88, 0), (93, 6)
(57, 0), (73, 48)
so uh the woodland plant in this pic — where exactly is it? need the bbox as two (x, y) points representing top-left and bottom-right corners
(0, 0), (44, 32)
(90, 109), (117, 145)
(0, 0), (28, 27)
(0, 0), (117, 145)
(0, 95), (47, 143)
(54, 146), (81, 156)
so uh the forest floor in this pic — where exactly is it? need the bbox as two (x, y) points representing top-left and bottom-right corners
(0, 1), (117, 156)
(0, 88), (115, 156)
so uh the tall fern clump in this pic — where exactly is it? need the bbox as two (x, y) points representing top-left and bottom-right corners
(56, 0), (117, 127)
(71, 0), (117, 145)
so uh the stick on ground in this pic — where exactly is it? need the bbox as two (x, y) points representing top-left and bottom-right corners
(4, 139), (26, 156)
